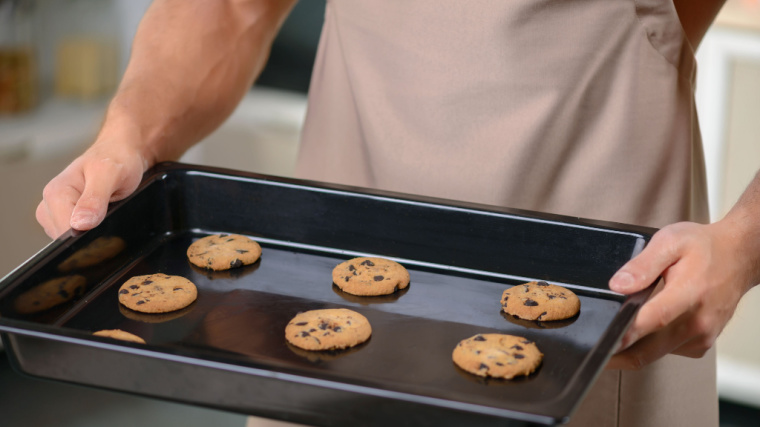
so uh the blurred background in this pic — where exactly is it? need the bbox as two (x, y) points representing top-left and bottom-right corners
(0, 0), (758, 426)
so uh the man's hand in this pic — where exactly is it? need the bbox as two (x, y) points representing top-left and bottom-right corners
(36, 140), (147, 239)
(607, 220), (758, 369)
(34, 0), (297, 239)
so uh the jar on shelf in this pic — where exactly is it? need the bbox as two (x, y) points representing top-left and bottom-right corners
(0, 0), (37, 114)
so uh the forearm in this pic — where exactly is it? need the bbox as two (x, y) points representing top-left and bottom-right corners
(717, 170), (760, 289)
(98, 0), (297, 164)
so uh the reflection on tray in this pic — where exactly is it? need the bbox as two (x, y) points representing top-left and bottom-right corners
(119, 302), (197, 323)
(453, 361), (542, 386)
(188, 259), (261, 281)
(57, 236), (126, 272)
(13, 275), (87, 315)
(331, 283), (410, 305)
(500, 310), (579, 329)
(286, 340), (371, 364)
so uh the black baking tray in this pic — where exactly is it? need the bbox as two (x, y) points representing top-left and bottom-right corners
(0, 162), (656, 426)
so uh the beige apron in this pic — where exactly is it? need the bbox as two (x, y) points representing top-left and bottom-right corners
(256, 0), (719, 426)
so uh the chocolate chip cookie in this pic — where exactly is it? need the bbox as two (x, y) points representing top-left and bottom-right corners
(285, 308), (372, 351)
(187, 234), (262, 271)
(501, 281), (580, 321)
(452, 333), (543, 379)
(118, 274), (197, 313)
(332, 257), (410, 296)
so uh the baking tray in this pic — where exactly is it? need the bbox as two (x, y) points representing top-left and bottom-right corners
(0, 162), (656, 426)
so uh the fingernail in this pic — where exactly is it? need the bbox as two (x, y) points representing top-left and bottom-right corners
(71, 211), (97, 229)
(610, 271), (634, 292)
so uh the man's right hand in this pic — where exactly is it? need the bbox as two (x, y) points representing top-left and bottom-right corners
(34, 0), (297, 239)
(36, 141), (148, 239)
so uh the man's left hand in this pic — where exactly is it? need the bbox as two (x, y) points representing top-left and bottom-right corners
(607, 220), (757, 370)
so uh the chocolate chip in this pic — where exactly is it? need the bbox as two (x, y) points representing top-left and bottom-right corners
(296, 322), (308, 326)
(373, 275), (384, 281)
(334, 326), (342, 333)
(496, 362), (504, 366)
(226, 238), (235, 242)
(300, 331), (310, 337)
(143, 280), (153, 285)
(548, 295), (556, 299)
(523, 299), (539, 306)
(119, 289), (129, 295)
(230, 259), (243, 268)
(219, 234), (229, 238)
(129, 285), (140, 289)
(479, 363), (489, 370)
(236, 249), (249, 254)
(537, 281), (549, 287)
(537, 311), (547, 321)
(173, 287), (183, 291)
(136, 300), (145, 305)
(348, 265), (356, 271)
(360, 260), (375, 266)
(473, 335), (486, 342)
(475, 350), (481, 355)
(510, 345), (524, 350)
(309, 328), (316, 332)
(514, 353), (525, 359)
(344, 277), (349, 282)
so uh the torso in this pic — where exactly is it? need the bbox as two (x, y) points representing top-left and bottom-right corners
(297, 0), (709, 229)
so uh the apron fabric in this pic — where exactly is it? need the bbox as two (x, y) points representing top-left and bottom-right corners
(286, 0), (718, 425)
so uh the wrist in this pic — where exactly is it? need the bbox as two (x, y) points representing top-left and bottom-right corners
(90, 108), (152, 172)
(96, 97), (163, 168)
(715, 210), (760, 290)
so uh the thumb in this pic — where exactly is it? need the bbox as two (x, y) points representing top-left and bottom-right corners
(70, 160), (124, 231)
(609, 228), (681, 294)
(70, 195), (109, 231)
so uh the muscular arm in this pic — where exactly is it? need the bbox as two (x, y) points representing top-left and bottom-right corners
(37, 0), (297, 238)
(105, 0), (297, 163)
(673, 0), (726, 48)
